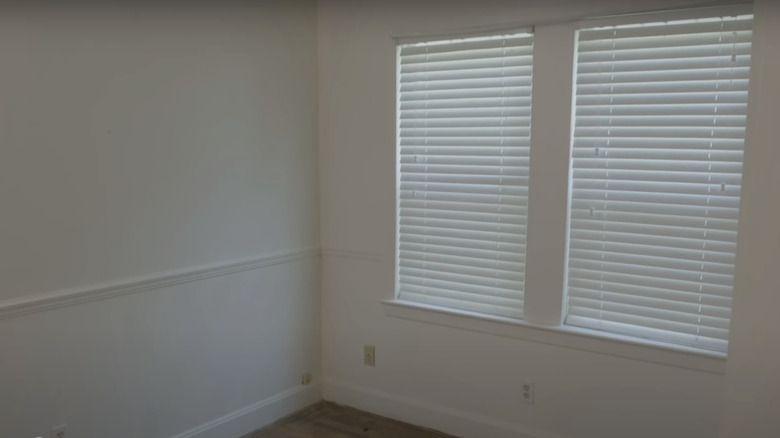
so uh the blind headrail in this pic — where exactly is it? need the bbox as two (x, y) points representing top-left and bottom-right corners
(393, 24), (533, 45)
(391, 2), (752, 45)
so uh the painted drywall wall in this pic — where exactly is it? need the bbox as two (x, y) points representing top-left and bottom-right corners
(0, 1), (319, 302)
(721, 1), (780, 437)
(0, 258), (321, 438)
(0, 1), (321, 437)
(317, 1), (765, 437)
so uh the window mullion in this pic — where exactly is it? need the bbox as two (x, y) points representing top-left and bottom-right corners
(523, 22), (577, 326)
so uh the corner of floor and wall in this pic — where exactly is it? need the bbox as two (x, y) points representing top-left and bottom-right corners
(3, 1), (780, 438)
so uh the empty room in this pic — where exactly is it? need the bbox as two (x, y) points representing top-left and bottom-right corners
(2, 1), (779, 438)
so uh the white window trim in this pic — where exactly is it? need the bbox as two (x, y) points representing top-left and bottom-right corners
(387, 4), (751, 373)
(381, 299), (725, 374)
(395, 31), (534, 320)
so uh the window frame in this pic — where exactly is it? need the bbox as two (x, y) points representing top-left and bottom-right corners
(564, 13), (752, 353)
(394, 31), (535, 321)
(385, 4), (753, 372)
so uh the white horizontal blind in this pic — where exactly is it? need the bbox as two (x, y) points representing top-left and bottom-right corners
(396, 32), (533, 319)
(566, 13), (753, 352)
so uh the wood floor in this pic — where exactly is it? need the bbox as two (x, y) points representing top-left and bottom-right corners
(242, 402), (457, 438)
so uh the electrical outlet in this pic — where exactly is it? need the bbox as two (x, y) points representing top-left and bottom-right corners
(50, 424), (67, 438)
(521, 382), (535, 404)
(364, 345), (376, 367)
(301, 373), (312, 385)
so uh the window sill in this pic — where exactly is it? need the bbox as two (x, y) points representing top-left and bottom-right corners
(381, 299), (726, 374)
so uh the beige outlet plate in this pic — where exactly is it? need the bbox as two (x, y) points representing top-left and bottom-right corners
(364, 345), (376, 366)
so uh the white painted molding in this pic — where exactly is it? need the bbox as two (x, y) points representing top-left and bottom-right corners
(171, 383), (321, 438)
(381, 299), (727, 374)
(321, 248), (389, 263)
(0, 248), (320, 321)
(323, 379), (570, 438)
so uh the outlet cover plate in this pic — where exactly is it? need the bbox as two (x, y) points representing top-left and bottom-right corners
(364, 345), (376, 366)
(51, 424), (67, 438)
(522, 382), (535, 404)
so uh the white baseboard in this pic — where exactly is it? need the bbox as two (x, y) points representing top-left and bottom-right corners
(171, 383), (322, 438)
(323, 380), (569, 438)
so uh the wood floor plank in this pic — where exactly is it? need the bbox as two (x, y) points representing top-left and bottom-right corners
(242, 402), (458, 438)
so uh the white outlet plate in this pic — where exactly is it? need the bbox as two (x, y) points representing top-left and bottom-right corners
(51, 424), (67, 438)
(521, 382), (535, 404)
(301, 373), (312, 385)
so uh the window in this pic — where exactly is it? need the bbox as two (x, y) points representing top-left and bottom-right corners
(565, 14), (752, 352)
(392, 6), (752, 355)
(395, 32), (534, 319)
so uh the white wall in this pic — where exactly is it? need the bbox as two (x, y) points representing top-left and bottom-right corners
(721, 1), (780, 436)
(0, 2), (321, 437)
(317, 1), (775, 438)
(0, 1), (319, 301)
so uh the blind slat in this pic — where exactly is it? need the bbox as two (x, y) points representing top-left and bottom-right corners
(400, 242), (525, 262)
(400, 233), (526, 254)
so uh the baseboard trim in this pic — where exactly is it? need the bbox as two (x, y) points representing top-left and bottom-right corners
(323, 380), (570, 438)
(171, 383), (322, 438)
(0, 248), (319, 321)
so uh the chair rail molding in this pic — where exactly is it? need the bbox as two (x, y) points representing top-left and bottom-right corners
(320, 248), (388, 263)
(0, 248), (320, 320)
